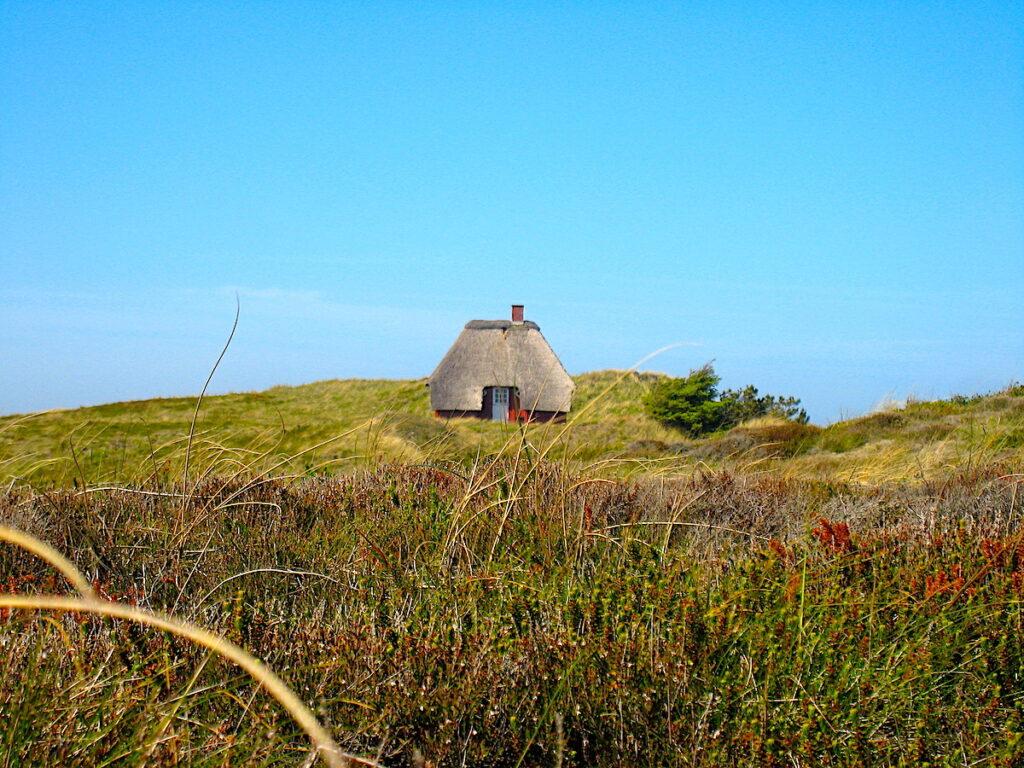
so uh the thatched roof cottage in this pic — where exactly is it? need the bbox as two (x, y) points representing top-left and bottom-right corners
(428, 305), (574, 423)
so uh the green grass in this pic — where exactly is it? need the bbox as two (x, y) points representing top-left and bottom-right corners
(4, 372), (1023, 488)
(0, 372), (683, 487)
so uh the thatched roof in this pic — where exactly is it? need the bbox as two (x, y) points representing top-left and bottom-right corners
(428, 319), (574, 413)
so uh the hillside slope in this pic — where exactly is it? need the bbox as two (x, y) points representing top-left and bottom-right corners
(1, 372), (1021, 486)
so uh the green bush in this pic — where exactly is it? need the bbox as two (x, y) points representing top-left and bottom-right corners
(643, 365), (730, 435)
(720, 384), (809, 425)
(644, 365), (807, 436)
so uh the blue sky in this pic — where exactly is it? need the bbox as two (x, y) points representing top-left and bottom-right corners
(2, 2), (1021, 423)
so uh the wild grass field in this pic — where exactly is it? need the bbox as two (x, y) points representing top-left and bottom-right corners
(2, 372), (1023, 486)
(1, 376), (1023, 766)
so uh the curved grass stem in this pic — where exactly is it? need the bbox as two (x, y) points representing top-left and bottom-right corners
(0, 525), (384, 768)
(0, 595), (368, 768)
(0, 525), (96, 599)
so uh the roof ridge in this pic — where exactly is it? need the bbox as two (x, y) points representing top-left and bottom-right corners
(464, 319), (540, 330)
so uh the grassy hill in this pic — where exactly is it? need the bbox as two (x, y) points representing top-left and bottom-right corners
(2, 372), (1022, 487)
(2, 375), (1024, 766)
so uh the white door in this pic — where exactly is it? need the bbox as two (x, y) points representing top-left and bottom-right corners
(491, 387), (509, 422)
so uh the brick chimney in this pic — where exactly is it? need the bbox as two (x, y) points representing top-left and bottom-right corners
(511, 304), (524, 323)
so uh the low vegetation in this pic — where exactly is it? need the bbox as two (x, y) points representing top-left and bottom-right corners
(3, 459), (1023, 766)
(1, 377), (1023, 765)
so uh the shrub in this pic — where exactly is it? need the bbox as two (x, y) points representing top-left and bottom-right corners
(642, 365), (730, 435)
(643, 365), (807, 437)
(720, 385), (809, 425)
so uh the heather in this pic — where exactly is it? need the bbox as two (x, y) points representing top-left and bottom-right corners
(2, 456), (1023, 766)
